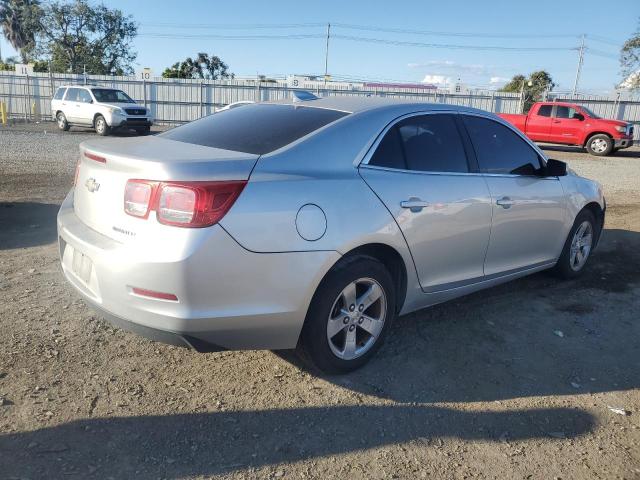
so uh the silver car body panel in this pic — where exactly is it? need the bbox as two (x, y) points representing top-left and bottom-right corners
(58, 97), (605, 350)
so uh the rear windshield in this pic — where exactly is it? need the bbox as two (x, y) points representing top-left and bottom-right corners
(160, 104), (350, 155)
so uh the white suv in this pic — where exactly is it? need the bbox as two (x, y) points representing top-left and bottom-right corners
(51, 85), (154, 136)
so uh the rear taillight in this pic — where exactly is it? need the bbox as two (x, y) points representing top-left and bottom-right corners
(124, 179), (246, 228)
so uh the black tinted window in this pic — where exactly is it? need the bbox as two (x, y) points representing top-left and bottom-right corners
(396, 115), (468, 173)
(161, 104), (349, 155)
(53, 88), (66, 100)
(463, 115), (541, 175)
(369, 126), (406, 169)
(537, 105), (552, 117)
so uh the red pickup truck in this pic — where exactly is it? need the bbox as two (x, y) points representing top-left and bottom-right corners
(499, 102), (634, 156)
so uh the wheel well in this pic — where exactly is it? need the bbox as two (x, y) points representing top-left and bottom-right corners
(582, 202), (605, 244)
(341, 243), (408, 314)
(92, 113), (104, 126)
(583, 132), (612, 147)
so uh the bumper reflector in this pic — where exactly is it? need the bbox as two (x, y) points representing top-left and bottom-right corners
(131, 287), (178, 301)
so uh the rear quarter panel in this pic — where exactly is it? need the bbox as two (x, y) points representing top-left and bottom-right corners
(498, 113), (527, 132)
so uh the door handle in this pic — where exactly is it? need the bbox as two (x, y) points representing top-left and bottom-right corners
(496, 197), (515, 209)
(553, 120), (561, 123)
(400, 197), (429, 212)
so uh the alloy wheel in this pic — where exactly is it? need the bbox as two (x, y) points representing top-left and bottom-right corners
(326, 277), (387, 360)
(569, 220), (593, 271)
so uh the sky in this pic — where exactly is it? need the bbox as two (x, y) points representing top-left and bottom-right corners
(1, 0), (637, 93)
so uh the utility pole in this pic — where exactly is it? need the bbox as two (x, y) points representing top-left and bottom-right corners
(572, 34), (585, 96)
(324, 22), (331, 88)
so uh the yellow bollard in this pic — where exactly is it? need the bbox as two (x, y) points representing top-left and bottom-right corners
(0, 101), (7, 125)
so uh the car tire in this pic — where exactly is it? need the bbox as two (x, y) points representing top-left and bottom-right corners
(585, 134), (613, 156)
(135, 126), (151, 135)
(552, 209), (597, 279)
(56, 112), (70, 131)
(298, 255), (396, 374)
(94, 115), (110, 136)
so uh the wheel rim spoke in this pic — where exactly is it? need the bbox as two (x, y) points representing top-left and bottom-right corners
(343, 328), (357, 358)
(357, 284), (382, 311)
(359, 314), (382, 336)
(341, 282), (357, 309)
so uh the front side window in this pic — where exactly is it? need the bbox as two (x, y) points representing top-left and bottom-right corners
(555, 106), (577, 119)
(537, 105), (552, 117)
(91, 89), (135, 103)
(369, 114), (469, 173)
(160, 104), (349, 155)
(53, 88), (66, 100)
(463, 115), (541, 175)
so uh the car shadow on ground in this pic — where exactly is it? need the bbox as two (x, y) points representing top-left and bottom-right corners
(0, 404), (594, 479)
(540, 144), (640, 158)
(0, 202), (59, 250)
(281, 228), (640, 404)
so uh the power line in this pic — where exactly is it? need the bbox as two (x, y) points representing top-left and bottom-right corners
(332, 23), (581, 39)
(140, 22), (325, 29)
(331, 34), (579, 52)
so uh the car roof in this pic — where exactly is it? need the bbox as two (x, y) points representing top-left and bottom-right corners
(267, 95), (489, 116)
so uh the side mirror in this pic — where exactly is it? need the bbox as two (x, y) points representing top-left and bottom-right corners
(545, 159), (567, 177)
(572, 113), (584, 121)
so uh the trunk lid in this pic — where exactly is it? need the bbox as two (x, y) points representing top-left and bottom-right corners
(74, 136), (258, 242)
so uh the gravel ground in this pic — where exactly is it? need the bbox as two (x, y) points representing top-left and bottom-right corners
(1, 123), (639, 480)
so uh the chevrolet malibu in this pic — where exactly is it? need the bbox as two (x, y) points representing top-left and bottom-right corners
(58, 97), (605, 373)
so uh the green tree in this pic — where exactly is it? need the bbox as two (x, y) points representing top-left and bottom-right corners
(620, 20), (640, 89)
(162, 52), (233, 80)
(0, 0), (42, 63)
(36, 0), (137, 74)
(500, 70), (555, 111)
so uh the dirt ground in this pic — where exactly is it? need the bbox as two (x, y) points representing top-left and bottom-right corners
(1, 123), (639, 480)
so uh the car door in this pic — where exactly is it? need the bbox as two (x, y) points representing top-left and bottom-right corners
(63, 87), (81, 123)
(549, 105), (583, 144)
(359, 113), (493, 292)
(525, 104), (553, 142)
(75, 89), (95, 125)
(461, 114), (567, 276)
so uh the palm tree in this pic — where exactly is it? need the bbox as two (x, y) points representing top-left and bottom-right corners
(0, 0), (41, 63)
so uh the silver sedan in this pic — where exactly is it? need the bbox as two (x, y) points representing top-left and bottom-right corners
(58, 96), (605, 373)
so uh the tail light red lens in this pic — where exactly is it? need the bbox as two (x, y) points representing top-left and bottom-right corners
(124, 179), (246, 228)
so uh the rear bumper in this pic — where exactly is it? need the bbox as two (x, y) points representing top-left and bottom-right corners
(57, 190), (339, 351)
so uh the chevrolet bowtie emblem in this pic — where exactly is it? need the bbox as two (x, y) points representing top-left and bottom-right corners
(85, 178), (100, 192)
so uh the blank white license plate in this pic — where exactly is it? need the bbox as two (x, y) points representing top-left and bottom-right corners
(71, 249), (93, 284)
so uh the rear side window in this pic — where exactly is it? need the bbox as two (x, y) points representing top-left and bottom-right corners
(77, 89), (93, 103)
(369, 126), (406, 169)
(53, 88), (66, 100)
(537, 105), (552, 117)
(463, 115), (541, 175)
(555, 106), (577, 119)
(65, 88), (81, 102)
(369, 114), (469, 173)
(160, 104), (349, 155)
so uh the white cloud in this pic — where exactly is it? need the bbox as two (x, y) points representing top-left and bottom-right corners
(489, 76), (510, 85)
(409, 60), (488, 76)
(422, 74), (451, 86)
